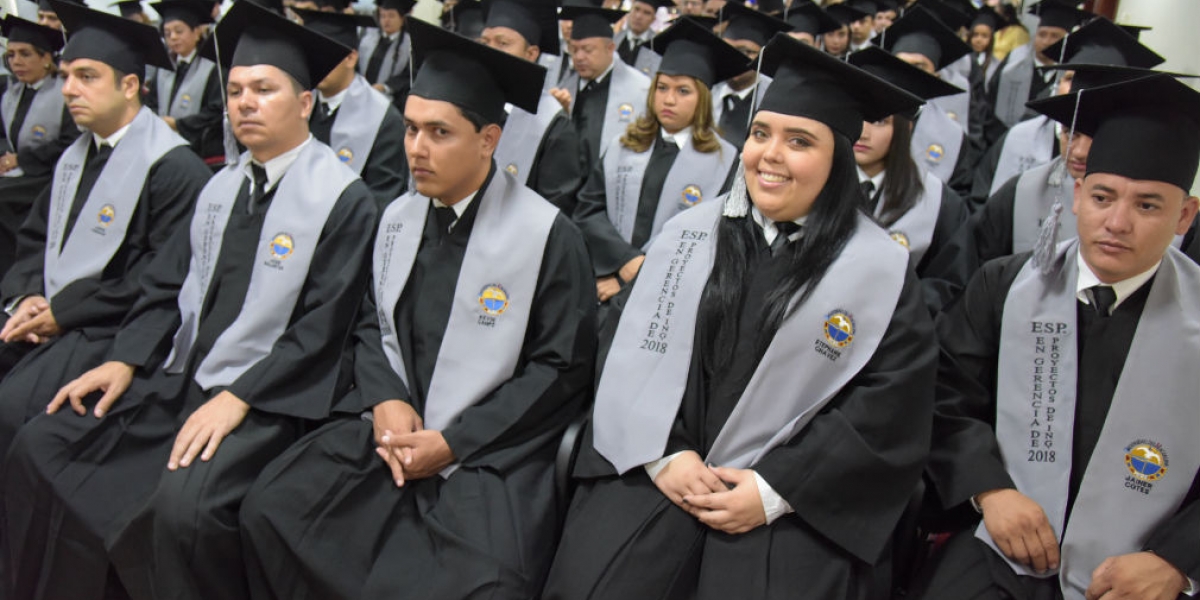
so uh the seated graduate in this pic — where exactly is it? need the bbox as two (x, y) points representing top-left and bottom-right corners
(238, 19), (596, 600)
(0, 16), (79, 278)
(784, 1), (842, 47)
(478, 0), (587, 214)
(820, 2), (868, 60)
(146, 0), (226, 163)
(359, 0), (417, 110)
(0, 3), (209, 450)
(2, 3), (378, 599)
(296, 8), (409, 206)
(913, 73), (1200, 600)
(710, 3), (791, 151)
(573, 18), (744, 303)
(847, 46), (970, 292)
(541, 34), (936, 600)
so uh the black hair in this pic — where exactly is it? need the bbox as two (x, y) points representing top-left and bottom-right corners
(456, 104), (491, 132)
(698, 132), (861, 370)
(873, 113), (924, 228)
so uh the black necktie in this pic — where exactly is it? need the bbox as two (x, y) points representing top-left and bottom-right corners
(1089, 285), (1117, 317)
(860, 180), (878, 210)
(770, 221), (801, 256)
(365, 36), (394, 83)
(318, 101), (332, 121)
(169, 60), (190, 107)
(434, 205), (457, 239)
(87, 142), (113, 166)
(250, 164), (269, 212)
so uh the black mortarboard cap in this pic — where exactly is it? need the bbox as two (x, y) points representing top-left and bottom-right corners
(844, 0), (878, 16)
(632, 0), (675, 10)
(445, 0), (486, 38)
(294, 8), (376, 49)
(915, 0), (972, 31)
(236, 0), (285, 16)
(784, 2), (840, 36)
(1118, 23), (1149, 41)
(1041, 16), (1163, 69)
(823, 2), (870, 26)
(201, 0), (352, 89)
(717, 1), (791, 46)
(483, 0), (560, 55)
(376, 0), (417, 12)
(315, 0), (351, 10)
(408, 17), (545, 122)
(971, 7), (1006, 31)
(151, 0), (216, 28)
(37, 0), (83, 12)
(1038, 63), (1196, 94)
(1028, 0), (1089, 31)
(110, 0), (146, 17)
(1028, 74), (1200, 192)
(757, 32), (923, 141)
(559, 5), (622, 39)
(54, 0), (173, 77)
(757, 0), (786, 17)
(849, 45), (962, 107)
(0, 15), (65, 53)
(877, 5), (970, 71)
(647, 17), (749, 87)
(684, 15), (718, 31)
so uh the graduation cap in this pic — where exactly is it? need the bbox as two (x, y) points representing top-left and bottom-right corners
(823, 2), (870, 26)
(757, 0), (786, 18)
(683, 15), (718, 31)
(842, 0), (878, 17)
(1027, 74), (1200, 192)
(971, 7), (1007, 31)
(52, 0), (173, 77)
(407, 17), (545, 122)
(293, 8), (376, 49)
(376, 0), (418, 13)
(151, 0), (216, 27)
(315, 0), (352, 10)
(200, 0), (352, 89)
(1027, 0), (1089, 31)
(444, 0), (486, 38)
(631, 0), (675, 11)
(647, 17), (748, 87)
(110, 0), (146, 18)
(913, 0), (972, 31)
(0, 15), (66, 53)
(757, 32), (923, 141)
(1041, 16), (1163, 69)
(1117, 23), (1150, 41)
(483, 0), (560, 55)
(1038, 63), (1197, 95)
(784, 2), (840, 37)
(36, 0), (83, 13)
(848, 45), (962, 102)
(559, 5), (622, 40)
(235, 0), (285, 16)
(717, 1), (791, 47)
(876, 5), (970, 71)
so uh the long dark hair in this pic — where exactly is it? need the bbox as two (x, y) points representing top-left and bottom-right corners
(698, 133), (862, 371)
(874, 114), (924, 227)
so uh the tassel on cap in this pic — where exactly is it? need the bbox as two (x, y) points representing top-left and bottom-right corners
(723, 161), (750, 218)
(1032, 201), (1063, 275)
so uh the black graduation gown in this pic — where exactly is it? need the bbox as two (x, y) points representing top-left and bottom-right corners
(543, 217), (937, 600)
(573, 135), (739, 277)
(522, 112), (586, 215)
(0, 145), (209, 445)
(0, 90), (80, 279)
(2, 168), (377, 600)
(309, 96), (408, 207)
(146, 63), (226, 161)
(910, 185), (970, 311)
(239, 167), (597, 600)
(912, 253), (1200, 600)
(571, 74), (614, 172)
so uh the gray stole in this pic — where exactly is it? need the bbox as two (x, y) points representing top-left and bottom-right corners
(358, 30), (410, 85)
(43, 107), (186, 301)
(163, 141), (357, 391)
(494, 93), (561, 182)
(372, 170), (558, 477)
(940, 53), (973, 86)
(601, 132), (736, 249)
(911, 101), (963, 184)
(979, 240), (1200, 599)
(592, 201), (908, 473)
(328, 75), (389, 175)
(1013, 157), (1075, 254)
(995, 43), (1034, 128)
(991, 115), (1056, 196)
(2, 76), (65, 170)
(633, 49), (662, 78)
(155, 57), (215, 119)
(565, 61), (651, 157)
(930, 69), (971, 135)
(879, 169), (943, 265)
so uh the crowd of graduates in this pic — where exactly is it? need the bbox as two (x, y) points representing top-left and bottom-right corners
(0, 0), (1196, 598)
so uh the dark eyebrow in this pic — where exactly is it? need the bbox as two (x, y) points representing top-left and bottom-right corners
(783, 127), (819, 139)
(1134, 192), (1166, 202)
(1091, 183), (1117, 195)
(403, 119), (452, 129)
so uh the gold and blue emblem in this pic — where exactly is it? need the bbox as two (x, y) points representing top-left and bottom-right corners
(946, 111), (958, 122)
(478, 284), (509, 316)
(823, 310), (855, 348)
(269, 233), (294, 260)
(97, 204), (116, 227)
(681, 184), (702, 206)
(337, 147), (354, 164)
(890, 231), (910, 249)
(1125, 441), (1169, 482)
(505, 163), (519, 176)
(180, 94), (191, 109)
(927, 143), (944, 163)
(31, 125), (47, 140)
(618, 103), (634, 122)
